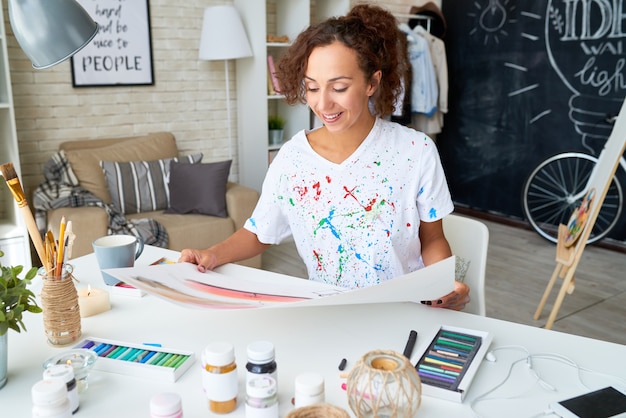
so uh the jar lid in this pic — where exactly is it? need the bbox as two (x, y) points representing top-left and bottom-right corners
(247, 340), (275, 363)
(203, 342), (235, 366)
(295, 373), (324, 395)
(43, 364), (74, 383)
(247, 376), (277, 398)
(150, 392), (182, 416)
(31, 379), (67, 405)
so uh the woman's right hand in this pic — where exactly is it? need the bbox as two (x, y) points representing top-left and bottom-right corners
(178, 248), (218, 273)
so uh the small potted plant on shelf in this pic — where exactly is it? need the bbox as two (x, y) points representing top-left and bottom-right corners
(268, 115), (286, 146)
(0, 251), (41, 389)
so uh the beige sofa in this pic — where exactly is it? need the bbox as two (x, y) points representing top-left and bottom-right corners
(45, 132), (261, 268)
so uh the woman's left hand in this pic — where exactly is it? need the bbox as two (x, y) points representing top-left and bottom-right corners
(421, 281), (470, 311)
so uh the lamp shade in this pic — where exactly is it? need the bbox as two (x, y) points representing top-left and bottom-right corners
(199, 5), (252, 61)
(8, 0), (98, 69)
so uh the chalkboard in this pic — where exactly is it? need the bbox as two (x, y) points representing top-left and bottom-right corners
(71, 0), (154, 87)
(438, 0), (626, 240)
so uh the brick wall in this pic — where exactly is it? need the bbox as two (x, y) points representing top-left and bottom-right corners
(6, 0), (235, 200)
(5, 0), (431, 199)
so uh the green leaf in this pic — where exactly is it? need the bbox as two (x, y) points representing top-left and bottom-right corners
(0, 254), (42, 334)
(24, 267), (37, 281)
(8, 322), (20, 333)
(27, 305), (42, 314)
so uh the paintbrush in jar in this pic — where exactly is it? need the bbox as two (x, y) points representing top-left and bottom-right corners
(0, 162), (47, 267)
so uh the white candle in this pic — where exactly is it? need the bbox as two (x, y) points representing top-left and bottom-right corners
(77, 285), (111, 317)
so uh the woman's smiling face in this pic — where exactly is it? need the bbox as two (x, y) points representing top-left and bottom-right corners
(304, 41), (380, 135)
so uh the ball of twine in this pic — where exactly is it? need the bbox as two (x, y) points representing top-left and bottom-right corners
(286, 403), (350, 418)
(40, 267), (82, 346)
(346, 349), (422, 418)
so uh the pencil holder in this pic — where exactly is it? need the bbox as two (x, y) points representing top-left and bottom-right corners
(39, 264), (82, 346)
(346, 349), (421, 418)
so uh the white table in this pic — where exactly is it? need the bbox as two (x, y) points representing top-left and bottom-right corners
(2, 246), (625, 417)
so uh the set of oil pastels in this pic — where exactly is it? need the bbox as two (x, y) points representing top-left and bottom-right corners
(74, 337), (195, 382)
(414, 325), (493, 402)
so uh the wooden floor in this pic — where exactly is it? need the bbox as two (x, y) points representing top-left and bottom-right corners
(261, 215), (626, 346)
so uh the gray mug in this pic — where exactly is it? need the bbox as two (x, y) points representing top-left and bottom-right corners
(92, 234), (144, 286)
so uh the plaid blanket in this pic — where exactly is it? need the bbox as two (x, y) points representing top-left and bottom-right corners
(33, 150), (168, 248)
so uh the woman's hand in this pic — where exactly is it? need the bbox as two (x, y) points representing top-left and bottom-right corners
(178, 248), (218, 273)
(421, 280), (470, 311)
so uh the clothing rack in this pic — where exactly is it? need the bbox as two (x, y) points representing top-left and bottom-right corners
(394, 13), (432, 32)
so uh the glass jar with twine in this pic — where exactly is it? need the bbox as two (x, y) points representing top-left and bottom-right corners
(286, 403), (350, 418)
(346, 349), (422, 418)
(39, 264), (81, 346)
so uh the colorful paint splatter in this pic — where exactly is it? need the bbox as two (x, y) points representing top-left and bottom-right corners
(245, 118), (453, 289)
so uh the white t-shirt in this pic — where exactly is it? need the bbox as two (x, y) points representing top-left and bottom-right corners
(245, 118), (453, 288)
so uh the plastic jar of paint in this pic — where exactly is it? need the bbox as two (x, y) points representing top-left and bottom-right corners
(31, 379), (72, 418)
(245, 376), (278, 418)
(246, 340), (277, 385)
(43, 364), (79, 414)
(293, 373), (325, 408)
(202, 342), (238, 414)
(150, 392), (183, 418)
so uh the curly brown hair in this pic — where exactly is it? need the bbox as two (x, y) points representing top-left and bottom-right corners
(275, 4), (408, 117)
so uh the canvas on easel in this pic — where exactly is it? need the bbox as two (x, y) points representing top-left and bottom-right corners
(534, 97), (626, 329)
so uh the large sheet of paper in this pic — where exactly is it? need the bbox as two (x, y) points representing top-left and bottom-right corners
(103, 256), (455, 310)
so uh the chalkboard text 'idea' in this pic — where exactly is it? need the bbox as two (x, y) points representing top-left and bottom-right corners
(81, 56), (143, 72)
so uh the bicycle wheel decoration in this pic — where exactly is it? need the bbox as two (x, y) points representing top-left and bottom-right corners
(564, 188), (595, 247)
(522, 152), (624, 244)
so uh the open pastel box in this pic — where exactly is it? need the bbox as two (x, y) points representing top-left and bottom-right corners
(414, 325), (493, 403)
(74, 337), (195, 382)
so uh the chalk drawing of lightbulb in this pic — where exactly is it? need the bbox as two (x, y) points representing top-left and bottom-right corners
(480, 0), (507, 33)
(545, 0), (625, 151)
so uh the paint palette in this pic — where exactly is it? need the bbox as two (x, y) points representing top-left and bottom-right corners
(74, 337), (195, 382)
(414, 325), (492, 402)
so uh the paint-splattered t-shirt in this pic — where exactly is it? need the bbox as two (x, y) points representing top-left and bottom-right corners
(245, 118), (453, 288)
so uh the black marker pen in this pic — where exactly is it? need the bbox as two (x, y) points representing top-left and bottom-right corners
(403, 330), (418, 359)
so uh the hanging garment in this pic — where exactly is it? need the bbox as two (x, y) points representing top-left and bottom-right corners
(410, 25), (448, 135)
(398, 23), (438, 118)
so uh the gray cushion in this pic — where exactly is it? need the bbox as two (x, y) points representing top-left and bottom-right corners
(100, 153), (202, 214)
(165, 160), (232, 217)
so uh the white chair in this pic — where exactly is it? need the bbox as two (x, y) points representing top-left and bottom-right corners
(442, 214), (489, 316)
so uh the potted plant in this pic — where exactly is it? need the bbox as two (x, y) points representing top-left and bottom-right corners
(0, 251), (41, 388)
(268, 115), (286, 145)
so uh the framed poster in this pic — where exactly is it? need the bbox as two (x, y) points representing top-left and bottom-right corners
(71, 0), (154, 87)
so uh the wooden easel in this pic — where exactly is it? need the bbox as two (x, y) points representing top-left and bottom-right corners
(534, 98), (626, 330)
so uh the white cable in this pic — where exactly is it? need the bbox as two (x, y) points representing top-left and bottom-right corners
(468, 346), (626, 418)
(527, 410), (557, 418)
(469, 357), (539, 417)
(531, 352), (626, 389)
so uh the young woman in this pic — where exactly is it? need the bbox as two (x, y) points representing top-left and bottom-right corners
(180, 4), (469, 310)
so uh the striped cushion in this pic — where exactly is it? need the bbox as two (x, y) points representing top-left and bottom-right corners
(100, 153), (202, 214)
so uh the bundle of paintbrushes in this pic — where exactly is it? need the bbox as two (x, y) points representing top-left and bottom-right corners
(43, 217), (75, 278)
